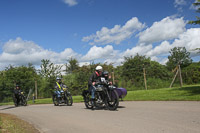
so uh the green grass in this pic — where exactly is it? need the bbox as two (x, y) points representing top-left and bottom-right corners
(1, 85), (200, 106)
(124, 84), (200, 101)
(0, 113), (39, 133)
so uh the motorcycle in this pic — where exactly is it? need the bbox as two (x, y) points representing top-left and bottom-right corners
(52, 86), (73, 106)
(82, 77), (119, 110)
(13, 91), (27, 107)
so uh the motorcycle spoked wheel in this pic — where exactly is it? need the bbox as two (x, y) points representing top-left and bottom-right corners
(83, 92), (94, 109)
(53, 95), (59, 106)
(21, 96), (27, 106)
(13, 97), (18, 107)
(94, 92), (105, 109)
(64, 92), (73, 106)
(105, 90), (119, 111)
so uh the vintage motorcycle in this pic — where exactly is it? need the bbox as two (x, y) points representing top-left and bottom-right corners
(82, 77), (119, 110)
(52, 86), (73, 106)
(13, 91), (27, 107)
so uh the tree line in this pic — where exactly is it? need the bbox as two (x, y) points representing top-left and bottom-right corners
(0, 47), (200, 102)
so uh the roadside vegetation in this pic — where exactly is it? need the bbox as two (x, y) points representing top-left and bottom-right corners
(1, 84), (199, 106)
(0, 113), (39, 133)
(0, 46), (200, 104)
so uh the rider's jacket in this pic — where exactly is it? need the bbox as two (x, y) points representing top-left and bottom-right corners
(13, 89), (23, 98)
(88, 71), (102, 87)
(55, 82), (67, 90)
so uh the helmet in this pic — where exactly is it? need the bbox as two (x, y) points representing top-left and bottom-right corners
(103, 71), (109, 76)
(56, 77), (61, 80)
(96, 66), (103, 71)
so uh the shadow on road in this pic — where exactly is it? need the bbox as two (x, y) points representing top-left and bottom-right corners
(0, 106), (16, 110)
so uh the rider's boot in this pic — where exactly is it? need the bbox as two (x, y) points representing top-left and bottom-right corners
(91, 98), (95, 107)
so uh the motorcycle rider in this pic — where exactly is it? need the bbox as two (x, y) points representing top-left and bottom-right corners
(102, 71), (112, 84)
(88, 65), (103, 105)
(13, 84), (23, 105)
(53, 77), (68, 99)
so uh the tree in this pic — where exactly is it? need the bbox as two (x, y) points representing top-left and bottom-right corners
(39, 59), (63, 78)
(182, 62), (200, 84)
(65, 58), (79, 74)
(39, 59), (63, 97)
(166, 47), (192, 70)
(121, 54), (151, 86)
(0, 65), (38, 102)
(188, 0), (200, 25)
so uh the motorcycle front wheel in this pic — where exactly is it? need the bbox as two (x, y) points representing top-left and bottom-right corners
(105, 90), (119, 111)
(83, 91), (93, 109)
(53, 95), (59, 106)
(21, 96), (27, 106)
(65, 92), (73, 106)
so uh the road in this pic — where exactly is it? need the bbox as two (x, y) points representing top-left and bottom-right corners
(0, 101), (200, 133)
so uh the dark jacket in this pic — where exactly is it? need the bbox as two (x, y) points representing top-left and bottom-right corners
(13, 89), (22, 95)
(88, 71), (102, 87)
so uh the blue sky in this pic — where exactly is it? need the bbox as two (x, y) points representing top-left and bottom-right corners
(0, 0), (199, 69)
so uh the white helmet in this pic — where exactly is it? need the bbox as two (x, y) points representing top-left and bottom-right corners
(96, 65), (103, 71)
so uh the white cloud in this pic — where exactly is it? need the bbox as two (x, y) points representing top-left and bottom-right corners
(81, 45), (118, 61)
(0, 20), (199, 70)
(140, 28), (200, 64)
(62, 0), (78, 6)
(0, 37), (79, 69)
(123, 44), (153, 58)
(174, 0), (187, 7)
(146, 41), (172, 57)
(138, 17), (186, 44)
(82, 17), (145, 45)
(171, 28), (200, 57)
(174, 0), (187, 12)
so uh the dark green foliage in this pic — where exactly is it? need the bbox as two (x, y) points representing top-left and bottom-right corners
(182, 62), (200, 84)
(0, 54), (199, 102)
(166, 47), (192, 71)
(119, 54), (171, 90)
(121, 54), (150, 85)
(0, 65), (38, 102)
(65, 58), (79, 74)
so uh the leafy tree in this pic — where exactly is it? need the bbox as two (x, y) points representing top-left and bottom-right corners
(39, 59), (63, 97)
(188, 0), (200, 25)
(65, 58), (79, 74)
(166, 47), (192, 70)
(0, 65), (38, 102)
(182, 62), (200, 84)
(121, 54), (151, 86)
(148, 61), (171, 80)
(39, 59), (63, 78)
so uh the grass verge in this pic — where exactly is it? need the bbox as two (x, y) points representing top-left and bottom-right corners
(124, 84), (200, 101)
(0, 113), (39, 133)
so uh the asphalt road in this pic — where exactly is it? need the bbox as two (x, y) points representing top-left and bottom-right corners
(0, 101), (200, 133)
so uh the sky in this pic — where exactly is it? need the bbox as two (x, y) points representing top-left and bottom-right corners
(0, 0), (200, 70)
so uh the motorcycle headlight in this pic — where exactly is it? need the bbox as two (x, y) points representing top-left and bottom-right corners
(63, 88), (67, 91)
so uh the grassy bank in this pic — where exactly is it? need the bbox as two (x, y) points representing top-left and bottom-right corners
(0, 113), (39, 133)
(124, 84), (200, 101)
(1, 85), (200, 106)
